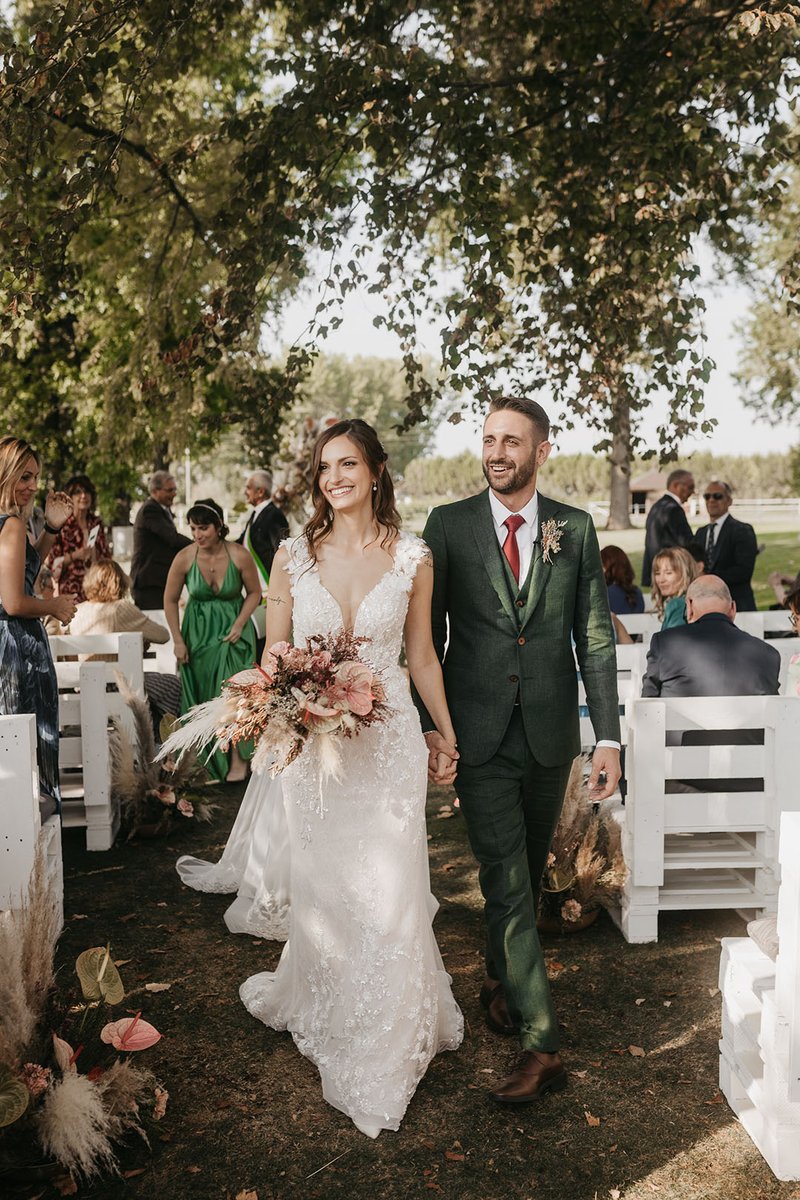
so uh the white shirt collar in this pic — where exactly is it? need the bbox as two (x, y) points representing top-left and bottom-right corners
(664, 490), (684, 505)
(712, 511), (730, 530)
(251, 498), (271, 518)
(489, 489), (539, 538)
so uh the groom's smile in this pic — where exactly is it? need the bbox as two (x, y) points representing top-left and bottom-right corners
(482, 409), (552, 504)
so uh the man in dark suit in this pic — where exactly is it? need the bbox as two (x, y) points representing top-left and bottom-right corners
(130, 472), (191, 610)
(237, 470), (289, 658)
(641, 468), (695, 587)
(642, 575), (780, 698)
(695, 480), (758, 611)
(418, 396), (621, 1105)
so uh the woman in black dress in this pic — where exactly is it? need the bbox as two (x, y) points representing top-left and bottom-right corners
(0, 437), (77, 808)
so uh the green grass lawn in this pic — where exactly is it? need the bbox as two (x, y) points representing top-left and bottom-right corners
(600, 528), (800, 610)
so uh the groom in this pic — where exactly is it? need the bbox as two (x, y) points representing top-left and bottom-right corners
(417, 396), (621, 1104)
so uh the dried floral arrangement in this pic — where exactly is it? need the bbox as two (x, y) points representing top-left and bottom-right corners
(160, 632), (390, 787)
(538, 755), (627, 933)
(0, 851), (165, 1187)
(109, 676), (214, 839)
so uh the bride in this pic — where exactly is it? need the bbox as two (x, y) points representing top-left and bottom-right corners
(184, 419), (463, 1138)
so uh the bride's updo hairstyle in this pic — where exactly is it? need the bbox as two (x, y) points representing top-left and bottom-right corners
(305, 419), (400, 561)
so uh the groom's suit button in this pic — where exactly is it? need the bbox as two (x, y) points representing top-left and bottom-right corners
(515, 599), (524, 608)
(517, 636), (526, 645)
(509, 674), (519, 683)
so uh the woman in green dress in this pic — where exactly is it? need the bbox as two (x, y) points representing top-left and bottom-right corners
(164, 499), (261, 783)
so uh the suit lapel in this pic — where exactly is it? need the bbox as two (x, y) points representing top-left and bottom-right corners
(471, 493), (517, 627)
(520, 493), (557, 630)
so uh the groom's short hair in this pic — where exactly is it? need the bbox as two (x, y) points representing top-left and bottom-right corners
(488, 396), (550, 443)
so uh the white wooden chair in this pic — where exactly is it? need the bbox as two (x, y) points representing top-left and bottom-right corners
(0, 714), (63, 928)
(49, 632), (145, 851)
(140, 608), (178, 674)
(736, 611), (795, 640)
(613, 612), (660, 645)
(612, 695), (800, 943)
(719, 811), (800, 1180)
(577, 643), (645, 750)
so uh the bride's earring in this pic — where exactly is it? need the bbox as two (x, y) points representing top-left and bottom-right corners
(372, 482), (377, 493)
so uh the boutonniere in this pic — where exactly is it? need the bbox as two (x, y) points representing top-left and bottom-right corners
(540, 518), (567, 564)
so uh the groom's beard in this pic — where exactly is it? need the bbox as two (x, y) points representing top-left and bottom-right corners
(482, 452), (537, 495)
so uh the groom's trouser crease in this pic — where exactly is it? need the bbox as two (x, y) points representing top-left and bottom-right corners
(455, 709), (571, 1053)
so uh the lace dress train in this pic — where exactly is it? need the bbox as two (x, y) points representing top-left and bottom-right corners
(176, 772), (290, 941)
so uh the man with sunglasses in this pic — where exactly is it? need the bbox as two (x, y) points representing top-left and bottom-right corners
(695, 480), (758, 611)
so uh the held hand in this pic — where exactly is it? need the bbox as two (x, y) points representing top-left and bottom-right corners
(174, 639), (189, 665)
(432, 751), (458, 786)
(588, 746), (621, 801)
(424, 730), (459, 781)
(52, 594), (77, 625)
(44, 491), (73, 531)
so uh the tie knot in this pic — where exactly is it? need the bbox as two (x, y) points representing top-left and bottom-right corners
(504, 514), (525, 533)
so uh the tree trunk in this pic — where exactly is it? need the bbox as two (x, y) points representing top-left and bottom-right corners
(152, 442), (170, 472)
(606, 402), (632, 530)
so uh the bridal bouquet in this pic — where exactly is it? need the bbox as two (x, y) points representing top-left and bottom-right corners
(160, 632), (389, 779)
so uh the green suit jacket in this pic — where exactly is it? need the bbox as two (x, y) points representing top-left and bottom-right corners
(417, 490), (620, 768)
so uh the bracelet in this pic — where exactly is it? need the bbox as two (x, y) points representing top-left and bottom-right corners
(44, 521), (61, 535)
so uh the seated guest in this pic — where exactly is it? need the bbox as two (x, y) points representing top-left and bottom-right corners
(642, 575), (781, 698)
(651, 546), (698, 630)
(71, 559), (180, 725)
(46, 473), (110, 601)
(768, 569), (800, 609)
(601, 545), (644, 614)
(694, 480), (758, 611)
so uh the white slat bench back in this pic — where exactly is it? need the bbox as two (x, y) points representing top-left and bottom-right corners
(615, 695), (800, 943)
(0, 713), (63, 927)
(49, 632), (145, 851)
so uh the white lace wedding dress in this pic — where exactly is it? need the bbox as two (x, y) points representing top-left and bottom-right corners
(239, 531), (463, 1138)
(175, 770), (290, 941)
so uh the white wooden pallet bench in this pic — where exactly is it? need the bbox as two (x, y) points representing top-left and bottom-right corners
(0, 713), (63, 929)
(719, 811), (800, 1180)
(577, 642), (645, 751)
(611, 695), (800, 944)
(49, 632), (144, 851)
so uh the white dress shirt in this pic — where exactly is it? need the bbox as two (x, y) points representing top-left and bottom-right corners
(489, 490), (539, 585)
(488, 489), (620, 754)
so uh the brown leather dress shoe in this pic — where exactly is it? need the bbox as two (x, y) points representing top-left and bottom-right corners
(479, 980), (517, 1036)
(489, 1050), (568, 1104)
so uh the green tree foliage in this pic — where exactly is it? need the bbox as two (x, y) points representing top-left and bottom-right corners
(1, 2), (798, 521)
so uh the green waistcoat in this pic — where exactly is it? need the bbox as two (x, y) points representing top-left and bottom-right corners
(417, 489), (620, 768)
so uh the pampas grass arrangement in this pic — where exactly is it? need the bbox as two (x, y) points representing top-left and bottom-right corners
(538, 755), (627, 932)
(110, 675), (213, 838)
(0, 847), (163, 1185)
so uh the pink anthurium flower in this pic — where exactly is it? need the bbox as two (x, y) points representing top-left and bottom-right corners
(100, 1012), (161, 1052)
(328, 661), (376, 716)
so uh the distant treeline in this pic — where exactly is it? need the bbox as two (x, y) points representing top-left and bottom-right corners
(402, 449), (800, 501)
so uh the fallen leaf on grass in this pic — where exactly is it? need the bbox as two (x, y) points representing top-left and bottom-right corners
(156, 902), (168, 907)
(584, 1111), (601, 1127)
(663, 1000), (672, 1008)
(145, 982), (171, 993)
(186, 1166), (201, 1174)
(445, 1150), (465, 1162)
(610, 1190), (621, 1199)
(70, 914), (88, 921)
(628, 1045), (646, 1057)
(123, 1169), (147, 1179)
(420, 1138), (436, 1150)
(114, 959), (132, 967)
(635, 998), (645, 1006)
(704, 1092), (723, 1105)
(153, 1086), (169, 1120)
(708, 987), (719, 997)
(53, 1177), (77, 1196)
(586, 1059), (602, 1067)
(436, 806), (455, 819)
(120, 913), (137, 922)
(441, 863), (456, 872)
(236, 1191), (258, 1200)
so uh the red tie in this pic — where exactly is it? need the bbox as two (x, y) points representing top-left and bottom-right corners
(502, 514), (526, 583)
